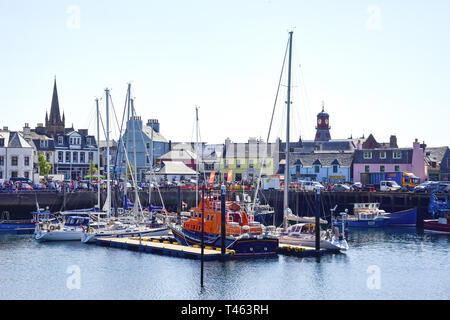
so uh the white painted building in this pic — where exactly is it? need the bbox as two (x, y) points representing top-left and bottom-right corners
(0, 128), (34, 182)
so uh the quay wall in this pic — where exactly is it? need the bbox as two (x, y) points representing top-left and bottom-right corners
(0, 190), (434, 225)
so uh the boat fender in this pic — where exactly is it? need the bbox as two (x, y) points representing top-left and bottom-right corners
(89, 227), (94, 233)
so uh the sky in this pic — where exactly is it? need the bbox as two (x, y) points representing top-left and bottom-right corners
(1, 0), (449, 148)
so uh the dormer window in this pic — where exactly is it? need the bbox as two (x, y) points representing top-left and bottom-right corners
(58, 136), (63, 144)
(86, 137), (92, 145)
(363, 152), (372, 159)
(393, 151), (402, 159)
(379, 151), (386, 159)
(40, 140), (48, 148)
(70, 137), (81, 145)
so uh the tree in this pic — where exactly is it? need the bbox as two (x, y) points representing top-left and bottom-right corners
(38, 154), (51, 176)
(87, 160), (98, 176)
(127, 163), (135, 179)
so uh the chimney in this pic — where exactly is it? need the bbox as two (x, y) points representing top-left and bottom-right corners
(2, 126), (8, 131)
(23, 123), (31, 140)
(413, 138), (420, 149)
(389, 135), (398, 148)
(357, 140), (362, 150)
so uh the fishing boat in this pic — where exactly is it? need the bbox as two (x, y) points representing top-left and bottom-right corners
(424, 190), (450, 234)
(236, 193), (275, 226)
(334, 203), (417, 228)
(169, 193), (279, 257)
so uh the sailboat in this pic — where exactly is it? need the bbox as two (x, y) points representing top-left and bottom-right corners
(81, 86), (168, 243)
(267, 31), (348, 252)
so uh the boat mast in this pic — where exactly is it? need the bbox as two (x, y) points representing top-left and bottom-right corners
(283, 31), (293, 231)
(195, 106), (199, 205)
(124, 83), (131, 202)
(105, 88), (111, 219)
(96, 98), (101, 215)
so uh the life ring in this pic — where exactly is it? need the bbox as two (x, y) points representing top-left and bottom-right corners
(89, 227), (94, 233)
(49, 225), (55, 231)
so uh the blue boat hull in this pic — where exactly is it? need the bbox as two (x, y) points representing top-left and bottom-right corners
(383, 207), (417, 227)
(347, 219), (390, 228)
(170, 227), (278, 257)
(0, 223), (35, 234)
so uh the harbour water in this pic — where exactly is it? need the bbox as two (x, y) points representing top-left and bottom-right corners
(0, 228), (449, 300)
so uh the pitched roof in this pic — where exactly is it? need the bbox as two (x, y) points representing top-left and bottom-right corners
(289, 152), (354, 168)
(141, 125), (168, 143)
(152, 161), (197, 175)
(159, 149), (198, 161)
(0, 131), (33, 148)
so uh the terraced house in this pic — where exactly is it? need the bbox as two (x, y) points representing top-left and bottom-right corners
(219, 137), (281, 182)
(0, 128), (34, 181)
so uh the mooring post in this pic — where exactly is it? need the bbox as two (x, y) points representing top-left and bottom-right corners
(221, 184), (226, 256)
(315, 187), (321, 256)
(200, 184), (205, 287)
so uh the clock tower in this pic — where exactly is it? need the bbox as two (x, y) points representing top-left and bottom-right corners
(314, 102), (331, 142)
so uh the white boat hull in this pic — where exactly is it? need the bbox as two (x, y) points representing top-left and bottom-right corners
(279, 235), (348, 251)
(35, 230), (83, 241)
(81, 227), (169, 243)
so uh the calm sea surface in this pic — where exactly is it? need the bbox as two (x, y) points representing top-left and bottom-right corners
(0, 228), (449, 300)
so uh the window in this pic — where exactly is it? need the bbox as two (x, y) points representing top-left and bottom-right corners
(315, 165), (320, 173)
(46, 153), (50, 162)
(363, 152), (372, 159)
(380, 151), (386, 159)
(236, 160), (241, 168)
(86, 138), (92, 145)
(40, 140), (48, 148)
(393, 151), (402, 159)
(296, 165), (301, 174)
(89, 152), (94, 161)
(24, 157), (30, 166)
(333, 165), (338, 173)
(11, 156), (18, 166)
(0, 138), (4, 147)
(58, 152), (63, 163)
(380, 165), (385, 172)
(11, 171), (18, 178)
(224, 160), (229, 168)
(73, 152), (78, 163)
(261, 159), (267, 168)
(0, 156), (4, 166)
(80, 152), (85, 163)
(395, 165), (400, 172)
(58, 136), (63, 144)
(146, 143), (150, 149)
(365, 165), (370, 173)
(24, 171), (29, 179)
(66, 152), (70, 162)
(0, 171), (2, 179)
(249, 160), (254, 169)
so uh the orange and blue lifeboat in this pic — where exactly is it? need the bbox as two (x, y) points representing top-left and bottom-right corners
(170, 196), (278, 257)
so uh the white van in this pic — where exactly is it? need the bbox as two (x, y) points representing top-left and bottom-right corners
(301, 181), (325, 191)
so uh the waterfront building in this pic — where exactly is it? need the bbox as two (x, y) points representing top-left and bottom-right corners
(99, 139), (117, 177)
(424, 146), (449, 181)
(353, 139), (426, 184)
(158, 148), (198, 170)
(440, 148), (450, 181)
(281, 152), (354, 183)
(0, 128), (34, 181)
(150, 161), (198, 183)
(117, 117), (169, 182)
(219, 137), (281, 182)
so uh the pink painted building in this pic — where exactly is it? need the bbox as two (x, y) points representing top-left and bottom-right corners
(353, 139), (426, 183)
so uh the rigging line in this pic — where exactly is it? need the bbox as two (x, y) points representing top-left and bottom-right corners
(251, 35), (290, 212)
(109, 93), (143, 213)
(135, 117), (167, 210)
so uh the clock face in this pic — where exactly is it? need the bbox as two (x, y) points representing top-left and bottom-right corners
(325, 119), (329, 125)
(318, 119), (322, 125)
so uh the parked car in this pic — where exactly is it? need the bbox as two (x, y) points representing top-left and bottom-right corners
(350, 182), (362, 191)
(301, 181), (325, 191)
(414, 181), (440, 193)
(331, 183), (351, 192)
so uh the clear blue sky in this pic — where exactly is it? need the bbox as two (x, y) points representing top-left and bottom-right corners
(1, 0), (449, 147)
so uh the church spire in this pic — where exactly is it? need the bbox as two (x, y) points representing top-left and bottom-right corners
(49, 78), (62, 124)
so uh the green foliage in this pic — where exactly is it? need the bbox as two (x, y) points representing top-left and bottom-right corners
(87, 160), (98, 176)
(38, 154), (51, 175)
